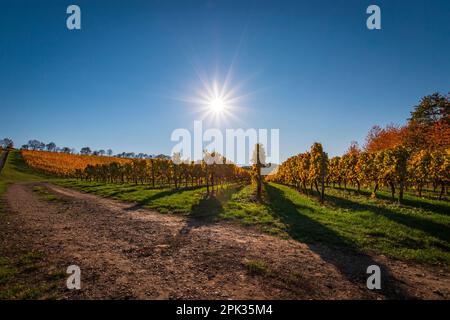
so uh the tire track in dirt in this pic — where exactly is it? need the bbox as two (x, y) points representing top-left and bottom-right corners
(1, 182), (448, 299)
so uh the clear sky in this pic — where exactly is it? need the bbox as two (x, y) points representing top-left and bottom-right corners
(1, 0), (449, 162)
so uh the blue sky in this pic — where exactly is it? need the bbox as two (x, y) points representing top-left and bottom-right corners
(1, 0), (449, 162)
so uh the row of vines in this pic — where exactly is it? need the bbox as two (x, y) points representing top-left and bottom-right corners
(268, 144), (449, 202)
(21, 150), (250, 193)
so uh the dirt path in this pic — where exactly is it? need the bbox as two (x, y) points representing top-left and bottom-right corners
(1, 182), (449, 299)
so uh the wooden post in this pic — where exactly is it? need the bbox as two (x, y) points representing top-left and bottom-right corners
(320, 151), (325, 204)
(255, 144), (270, 203)
(256, 144), (262, 202)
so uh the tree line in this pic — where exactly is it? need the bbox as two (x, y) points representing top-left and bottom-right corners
(19, 139), (170, 159)
(20, 140), (114, 156)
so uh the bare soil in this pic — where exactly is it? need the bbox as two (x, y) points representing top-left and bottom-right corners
(1, 182), (449, 299)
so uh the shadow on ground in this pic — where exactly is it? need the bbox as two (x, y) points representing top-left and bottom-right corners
(323, 193), (450, 244)
(182, 185), (244, 232)
(124, 186), (202, 211)
(265, 183), (413, 299)
(332, 186), (449, 216)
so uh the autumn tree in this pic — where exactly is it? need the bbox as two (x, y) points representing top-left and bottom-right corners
(408, 150), (431, 197)
(404, 92), (450, 152)
(409, 92), (449, 125)
(46, 142), (56, 152)
(355, 152), (377, 196)
(364, 124), (406, 153)
(328, 156), (342, 188)
(429, 149), (450, 200)
(344, 141), (361, 192)
(0, 138), (14, 149)
(80, 147), (92, 155)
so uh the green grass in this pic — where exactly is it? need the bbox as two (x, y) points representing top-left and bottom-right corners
(0, 150), (46, 182)
(56, 179), (241, 216)
(263, 183), (450, 265)
(0, 151), (49, 210)
(32, 186), (60, 202)
(18, 251), (44, 269)
(0, 251), (56, 300)
(221, 184), (286, 235)
(0, 257), (18, 285)
(243, 259), (270, 276)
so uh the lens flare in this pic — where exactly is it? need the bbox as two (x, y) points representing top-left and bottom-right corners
(209, 97), (226, 113)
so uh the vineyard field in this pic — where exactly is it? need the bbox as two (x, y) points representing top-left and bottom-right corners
(7, 148), (448, 265)
(21, 150), (131, 176)
(55, 175), (450, 264)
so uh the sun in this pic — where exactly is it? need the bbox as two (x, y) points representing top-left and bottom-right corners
(175, 73), (253, 124)
(209, 97), (226, 113)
